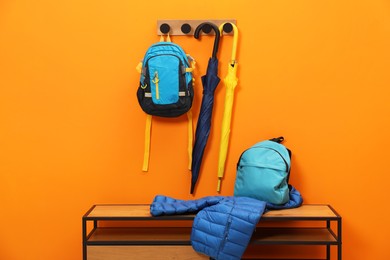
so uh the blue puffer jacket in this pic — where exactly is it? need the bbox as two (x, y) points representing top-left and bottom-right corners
(150, 186), (303, 260)
(151, 196), (265, 260)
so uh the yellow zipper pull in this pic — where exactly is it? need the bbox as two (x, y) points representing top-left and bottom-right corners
(152, 71), (160, 99)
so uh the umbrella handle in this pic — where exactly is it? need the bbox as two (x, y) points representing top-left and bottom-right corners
(219, 22), (239, 66)
(194, 22), (221, 59)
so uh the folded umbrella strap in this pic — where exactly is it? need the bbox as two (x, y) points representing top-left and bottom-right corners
(187, 110), (193, 170)
(142, 114), (153, 172)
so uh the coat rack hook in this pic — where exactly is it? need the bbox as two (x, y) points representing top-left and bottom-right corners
(222, 23), (233, 34)
(160, 23), (170, 34)
(181, 23), (192, 34)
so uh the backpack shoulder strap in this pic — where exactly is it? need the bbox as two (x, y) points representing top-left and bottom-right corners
(142, 114), (153, 172)
(270, 136), (292, 182)
(142, 112), (193, 172)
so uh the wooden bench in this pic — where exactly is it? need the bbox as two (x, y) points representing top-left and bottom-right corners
(82, 204), (341, 260)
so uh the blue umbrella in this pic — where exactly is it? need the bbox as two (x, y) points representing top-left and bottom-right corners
(191, 22), (221, 194)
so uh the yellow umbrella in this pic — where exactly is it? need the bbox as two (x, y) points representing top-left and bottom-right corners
(217, 23), (239, 192)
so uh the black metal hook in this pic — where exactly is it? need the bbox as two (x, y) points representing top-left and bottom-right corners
(194, 22), (221, 59)
(160, 23), (170, 34)
(181, 23), (192, 34)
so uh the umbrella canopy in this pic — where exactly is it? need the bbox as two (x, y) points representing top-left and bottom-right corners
(217, 23), (239, 192)
(190, 22), (221, 194)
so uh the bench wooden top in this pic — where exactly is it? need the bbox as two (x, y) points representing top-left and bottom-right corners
(84, 204), (339, 220)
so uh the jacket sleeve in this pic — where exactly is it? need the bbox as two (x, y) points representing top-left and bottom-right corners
(150, 195), (224, 216)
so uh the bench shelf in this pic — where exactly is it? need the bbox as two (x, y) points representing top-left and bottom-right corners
(82, 204), (341, 260)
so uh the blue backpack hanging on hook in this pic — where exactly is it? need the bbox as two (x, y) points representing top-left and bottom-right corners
(136, 35), (196, 172)
(136, 35), (195, 117)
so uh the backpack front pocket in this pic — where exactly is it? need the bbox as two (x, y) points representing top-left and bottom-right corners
(148, 55), (180, 105)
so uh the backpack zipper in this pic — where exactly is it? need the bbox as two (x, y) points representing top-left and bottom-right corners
(238, 162), (286, 171)
(145, 53), (187, 68)
(152, 71), (160, 99)
(145, 54), (188, 101)
(146, 43), (190, 67)
(237, 146), (289, 172)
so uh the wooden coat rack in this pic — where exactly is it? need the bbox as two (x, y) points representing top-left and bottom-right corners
(157, 19), (236, 35)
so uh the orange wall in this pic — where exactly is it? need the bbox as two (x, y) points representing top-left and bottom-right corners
(1, 0), (390, 259)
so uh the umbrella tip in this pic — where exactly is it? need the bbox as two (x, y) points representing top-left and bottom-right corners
(217, 178), (222, 192)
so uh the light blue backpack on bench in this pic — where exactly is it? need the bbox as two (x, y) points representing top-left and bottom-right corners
(234, 137), (291, 205)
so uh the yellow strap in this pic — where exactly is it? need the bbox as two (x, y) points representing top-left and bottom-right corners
(185, 56), (196, 73)
(136, 62), (142, 74)
(142, 114), (152, 172)
(152, 72), (160, 99)
(187, 110), (193, 170)
(160, 34), (171, 42)
(142, 112), (192, 171)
